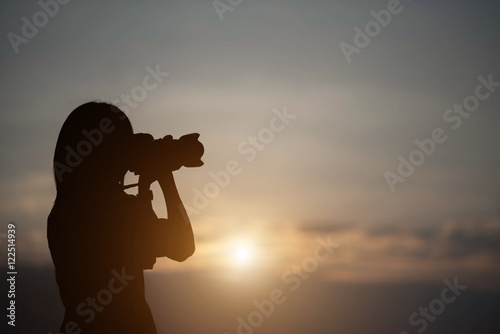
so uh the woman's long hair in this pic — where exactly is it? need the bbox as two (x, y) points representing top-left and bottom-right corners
(52, 102), (133, 203)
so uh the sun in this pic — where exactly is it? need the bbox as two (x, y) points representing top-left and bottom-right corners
(231, 242), (255, 267)
(234, 247), (251, 263)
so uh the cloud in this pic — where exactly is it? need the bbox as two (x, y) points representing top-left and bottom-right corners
(443, 218), (500, 259)
(297, 220), (354, 233)
(296, 217), (500, 288)
(299, 218), (500, 256)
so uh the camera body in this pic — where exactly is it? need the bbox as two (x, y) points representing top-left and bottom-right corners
(129, 133), (204, 177)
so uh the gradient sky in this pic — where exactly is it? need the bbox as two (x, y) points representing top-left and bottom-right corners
(1, 2), (500, 331)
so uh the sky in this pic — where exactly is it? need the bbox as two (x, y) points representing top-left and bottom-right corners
(1, 0), (500, 333)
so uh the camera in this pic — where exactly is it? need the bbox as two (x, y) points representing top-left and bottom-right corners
(128, 133), (204, 177)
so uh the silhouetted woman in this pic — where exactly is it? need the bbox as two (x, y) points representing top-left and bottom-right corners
(48, 102), (195, 333)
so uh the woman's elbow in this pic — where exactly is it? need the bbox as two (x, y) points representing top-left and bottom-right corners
(169, 241), (195, 262)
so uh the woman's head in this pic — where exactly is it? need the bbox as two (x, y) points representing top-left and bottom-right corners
(53, 102), (133, 195)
